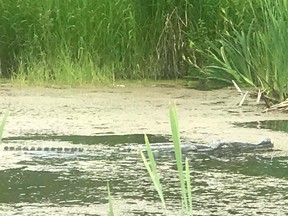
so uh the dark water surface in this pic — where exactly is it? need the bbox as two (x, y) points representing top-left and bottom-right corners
(0, 134), (288, 215)
(235, 119), (288, 133)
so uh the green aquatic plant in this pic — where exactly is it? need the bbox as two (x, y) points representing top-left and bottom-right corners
(169, 105), (193, 215)
(141, 105), (193, 215)
(141, 134), (167, 210)
(0, 110), (9, 143)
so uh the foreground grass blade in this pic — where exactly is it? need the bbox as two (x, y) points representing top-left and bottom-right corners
(169, 104), (193, 215)
(141, 105), (192, 215)
(107, 182), (115, 216)
(0, 110), (9, 143)
(141, 134), (166, 210)
(169, 105), (188, 210)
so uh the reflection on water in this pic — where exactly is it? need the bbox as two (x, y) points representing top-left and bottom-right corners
(3, 133), (171, 146)
(0, 134), (288, 215)
(235, 119), (288, 133)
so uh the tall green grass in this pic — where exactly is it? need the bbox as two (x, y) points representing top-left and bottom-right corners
(0, 0), (252, 85)
(208, 0), (288, 102)
(2, 0), (285, 102)
(141, 105), (192, 215)
(183, 0), (256, 80)
(0, 0), (181, 83)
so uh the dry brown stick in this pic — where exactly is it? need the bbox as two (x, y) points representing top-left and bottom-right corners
(256, 89), (262, 103)
(239, 91), (249, 106)
(232, 80), (243, 94)
(265, 99), (288, 112)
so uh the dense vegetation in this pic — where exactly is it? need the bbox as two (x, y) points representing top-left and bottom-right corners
(0, 0), (287, 102)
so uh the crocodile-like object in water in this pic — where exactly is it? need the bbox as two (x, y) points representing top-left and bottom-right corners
(3, 146), (84, 152)
(124, 138), (274, 155)
(2, 138), (274, 155)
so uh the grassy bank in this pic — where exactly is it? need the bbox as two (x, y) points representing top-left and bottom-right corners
(1, 1), (287, 102)
(0, 0), (177, 83)
(208, 0), (288, 102)
(0, 1), (246, 83)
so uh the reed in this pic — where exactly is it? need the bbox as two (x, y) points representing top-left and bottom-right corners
(208, 0), (288, 102)
(0, 0), (175, 83)
(141, 105), (192, 215)
(3, 0), (285, 103)
(141, 134), (166, 210)
(0, 0), (251, 85)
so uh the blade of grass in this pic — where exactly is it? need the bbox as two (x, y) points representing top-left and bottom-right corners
(107, 182), (115, 216)
(169, 104), (188, 211)
(140, 134), (166, 210)
(0, 110), (9, 143)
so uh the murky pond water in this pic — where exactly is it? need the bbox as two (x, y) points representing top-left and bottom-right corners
(236, 120), (288, 133)
(0, 134), (288, 215)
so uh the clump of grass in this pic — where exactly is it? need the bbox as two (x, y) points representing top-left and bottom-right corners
(141, 104), (192, 215)
(208, 0), (288, 102)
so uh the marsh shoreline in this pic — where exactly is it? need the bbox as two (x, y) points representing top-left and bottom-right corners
(1, 84), (288, 155)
